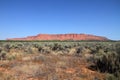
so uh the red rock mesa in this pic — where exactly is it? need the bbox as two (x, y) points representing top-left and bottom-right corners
(7, 34), (109, 41)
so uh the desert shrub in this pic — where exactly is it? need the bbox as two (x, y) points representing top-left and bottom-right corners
(88, 43), (120, 79)
(7, 55), (16, 60)
(4, 44), (11, 52)
(115, 43), (120, 54)
(27, 47), (35, 54)
(12, 43), (24, 50)
(90, 48), (97, 54)
(43, 48), (51, 54)
(38, 46), (51, 54)
(0, 51), (7, 60)
(38, 46), (43, 52)
(105, 73), (120, 80)
(0, 47), (2, 53)
(38, 46), (46, 53)
(84, 42), (120, 80)
(75, 47), (82, 56)
(51, 43), (64, 51)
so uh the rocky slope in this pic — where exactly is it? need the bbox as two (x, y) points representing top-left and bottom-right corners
(7, 33), (109, 41)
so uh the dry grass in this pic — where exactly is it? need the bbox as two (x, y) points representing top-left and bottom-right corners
(0, 53), (105, 80)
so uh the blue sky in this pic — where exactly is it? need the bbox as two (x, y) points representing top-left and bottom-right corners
(0, 0), (120, 40)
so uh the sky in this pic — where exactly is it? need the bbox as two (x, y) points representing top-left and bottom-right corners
(0, 0), (120, 40)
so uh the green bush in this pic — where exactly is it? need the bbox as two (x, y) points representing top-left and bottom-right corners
(0, 51), (7, 60)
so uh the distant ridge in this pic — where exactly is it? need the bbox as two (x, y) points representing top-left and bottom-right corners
(7, 33), (109, 41)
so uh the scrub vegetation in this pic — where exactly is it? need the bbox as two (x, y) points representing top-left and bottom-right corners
(0, 41), (120, 80)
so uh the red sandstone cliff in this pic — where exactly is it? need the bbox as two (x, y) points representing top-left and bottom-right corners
(7, 34), (109, 41)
